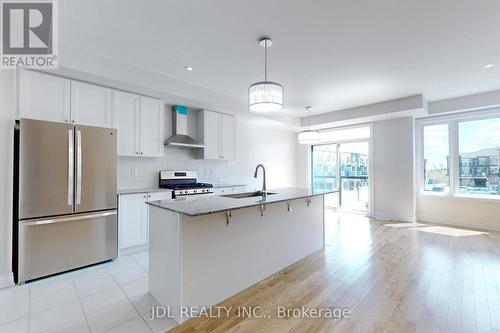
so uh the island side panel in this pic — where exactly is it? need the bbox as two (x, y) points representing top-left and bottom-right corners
(180, 195), (324, 308)
(149, 205), (182, 321)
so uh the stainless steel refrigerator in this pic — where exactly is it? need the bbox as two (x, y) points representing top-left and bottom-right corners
(14, 119), (118, 283)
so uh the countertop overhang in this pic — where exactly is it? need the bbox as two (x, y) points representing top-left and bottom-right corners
(146, 187), (338, 216)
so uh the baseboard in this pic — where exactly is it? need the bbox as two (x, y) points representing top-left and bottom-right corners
(372, 211), (416, 223)
(0, 272), (14, 289)
(417, 215), (500, 232)
(119, 243), (148, 257)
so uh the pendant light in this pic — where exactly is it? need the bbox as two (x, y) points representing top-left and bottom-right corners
(248, 38), (284, 112)
(298, 106), (321, 144)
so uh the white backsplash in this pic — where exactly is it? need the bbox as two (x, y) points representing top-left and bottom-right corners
(118, 148), (233, 188)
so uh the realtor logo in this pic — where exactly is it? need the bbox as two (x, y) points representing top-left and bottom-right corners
(1, 0), (58, 68)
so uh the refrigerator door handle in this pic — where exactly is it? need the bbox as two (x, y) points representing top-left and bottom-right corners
(76, 130), (82, 205)
(21, 211), (117, 226)
(67, 129), (74, 206)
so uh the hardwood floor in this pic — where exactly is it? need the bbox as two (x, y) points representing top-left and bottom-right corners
(168, 212), (500, 333)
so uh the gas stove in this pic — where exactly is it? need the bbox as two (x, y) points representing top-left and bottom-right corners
(159, 171), (213, 198)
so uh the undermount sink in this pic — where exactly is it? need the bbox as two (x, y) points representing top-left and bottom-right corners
(222, 191), (277, 199)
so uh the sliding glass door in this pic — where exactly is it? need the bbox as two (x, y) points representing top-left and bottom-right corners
(338, 142), (369, 212)
(311, 140), (369, 213)
(311, 144), (338, 209)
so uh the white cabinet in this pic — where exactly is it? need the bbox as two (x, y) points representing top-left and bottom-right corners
(18, 70), (71, 123)
(202, 110), (221, 159)
(71, 81), (115, 128)
(118, 193), (148, 251)
(18, 71), (164, 155)
(19, 70), (115, 128)
(139, 97), (164, 157)
(116, 95), (164, 157)
(198, 110), (235, 160)
(220, 113), (235, 160)
(118, 190), (172, 253)
(115, 91), (140, 156)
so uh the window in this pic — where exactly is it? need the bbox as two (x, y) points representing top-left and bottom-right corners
(423, 124), (450, 193)
(418, 112), (500, 198)
(458, 118), (500, 196)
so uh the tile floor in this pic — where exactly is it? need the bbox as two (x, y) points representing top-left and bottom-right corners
(0, 251), (177, 333)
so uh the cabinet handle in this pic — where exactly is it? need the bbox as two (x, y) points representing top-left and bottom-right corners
(140, 152), (143, 155)
(136, 152), (139, 155)
(65, 119), (69, 123)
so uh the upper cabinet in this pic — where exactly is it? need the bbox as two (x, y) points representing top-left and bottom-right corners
(115, 91), (140, 156)
(139, 97), (164, 157)
(202, 110), (222, 159)
(71, 81), (115, 128)
(115, 92), (164, 157)
(198, 110), (235, 160)
(19, 70), (71, 123)
(18, 70), (115, 128)
(17, 70), (165, 158)
(220, 113), (235, 160)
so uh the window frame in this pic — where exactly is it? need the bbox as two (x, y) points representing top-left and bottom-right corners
(416, 109), (500, 200)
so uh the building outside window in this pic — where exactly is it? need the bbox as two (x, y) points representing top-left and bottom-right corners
(418, 113), (500, 198)
(458, 118), (500, 195)
(422, 123), (450, 193)
(311, 145), (338, 190)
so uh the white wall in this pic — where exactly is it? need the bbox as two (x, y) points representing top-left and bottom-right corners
(118, 113), (297, 190)
(295, 144), (310, 188)
(417, 196), (500, 231)
(0, 71), (15, 288)
(371, 118), (415, 222)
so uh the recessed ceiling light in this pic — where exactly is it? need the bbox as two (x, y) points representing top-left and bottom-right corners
(184, 66), (193, 71)
(483, 64), (496, 69)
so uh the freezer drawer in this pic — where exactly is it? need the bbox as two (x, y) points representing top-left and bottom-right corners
(17, 211), (117, 283)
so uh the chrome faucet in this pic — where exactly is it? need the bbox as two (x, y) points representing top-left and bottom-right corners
(254, 164), (267, 198)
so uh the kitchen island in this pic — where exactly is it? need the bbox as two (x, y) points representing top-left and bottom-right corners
(146, 188), (337, 323)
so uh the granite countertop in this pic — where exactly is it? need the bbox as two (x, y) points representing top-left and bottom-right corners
(118, 188), (172, 195)
(146, 187), (338, 217)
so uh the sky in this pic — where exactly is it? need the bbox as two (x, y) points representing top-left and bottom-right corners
(424, 117), (500, 169)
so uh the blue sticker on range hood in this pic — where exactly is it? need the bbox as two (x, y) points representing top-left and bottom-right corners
(174, 105), (188, 115)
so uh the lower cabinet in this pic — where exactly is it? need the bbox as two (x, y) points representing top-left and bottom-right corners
(118, 191), (172, 253)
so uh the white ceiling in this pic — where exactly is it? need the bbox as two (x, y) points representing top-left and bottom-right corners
(60, 0), (500, 117)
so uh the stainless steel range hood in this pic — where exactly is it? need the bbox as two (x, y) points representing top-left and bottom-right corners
(165, 106), (204, 149)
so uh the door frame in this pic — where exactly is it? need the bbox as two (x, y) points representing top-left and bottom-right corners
(310, 124), (373, 217)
